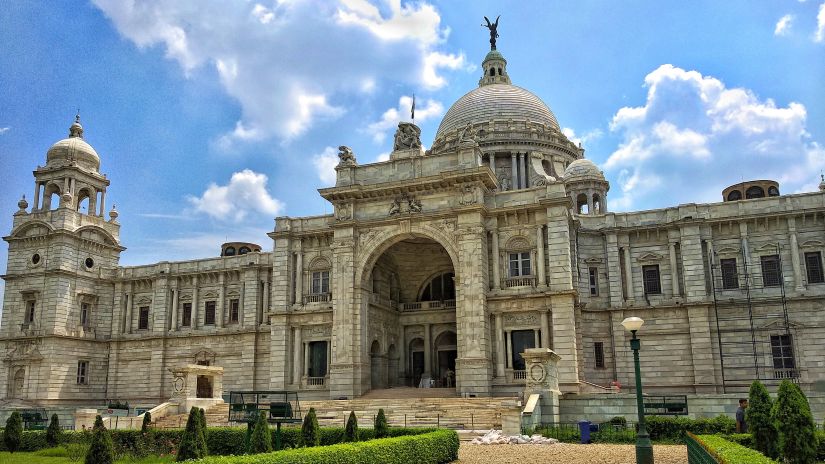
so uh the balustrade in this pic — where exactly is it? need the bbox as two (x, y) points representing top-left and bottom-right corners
(502, 276), (537, 288)
(303, 293), (331, 304)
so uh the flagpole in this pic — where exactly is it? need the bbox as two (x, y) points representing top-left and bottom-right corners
(411, 93), (415, 125)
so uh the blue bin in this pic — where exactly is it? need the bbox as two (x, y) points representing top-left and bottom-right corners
(578, 420), (592, 444)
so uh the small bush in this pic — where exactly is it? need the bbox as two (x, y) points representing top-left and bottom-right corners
(107, 401), (130, 410)
(198, 408), (209, 456)
(141, 412), (152, 433)
(248, 411), (272, 454)
(47, 413), (62, 446)
(747, 380), (778, 459)
(374, 409), (389, 439)
(609, 416), (627, 427)
(84, 415), (114, 464)
(772, 380), (818, 464)
(645, 415), (735, 441)
(816, 430), (825, 461)
(301, 408), (320, 447)
(4, 411), (24, 452)
(693, 433), (777, 464)
(177, 407), (207, 461)
(344, 412), (359, 443)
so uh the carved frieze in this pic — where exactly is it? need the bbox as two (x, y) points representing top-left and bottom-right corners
(503, 312), (539, 327)
(302, 324), (332, 338)
(389, 193), (422, 216)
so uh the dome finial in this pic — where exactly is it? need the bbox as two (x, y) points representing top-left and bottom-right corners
(819, 173), (825, 191)
(482, 15), (500, 51)
(69, 110), (84, 139)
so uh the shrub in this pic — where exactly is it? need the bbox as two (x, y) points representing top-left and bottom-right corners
(692, 433), (777, 464)
(198, 429), (459, 464)
(177, 407), (207, 461)
(344, 411), (359, 442)
(107, 401), (129, 410)
(374, 409), (389, 439)
(248, 411), (273, 454)
(301, 408), (320, 447)
(4, 411), (23, 453)
(817, 430), (825, 462)
(747, 380), (778, 458)
(724, 433), (754, 449)
(198, 408), (209, 456)
(141, 412), (152, 433)
(772, 380), (818, 464)
(84, 415), (114, 464)
(608, 416), (627, 427)
(47, 413), (62, 446)
(644, 415), (735, 441)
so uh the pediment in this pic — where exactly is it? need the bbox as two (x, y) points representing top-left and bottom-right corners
(636, 252), (664, 263)
(755, 243), (780, 252)
(136, 296), (152, 305)
(179, 294), (192, 302)
(758, 320), (805, 331)
(202, 291), (219, 299)
(800, 240), (824, 249)
(716, 246), (740, 256)
(583, 257), (603, 264)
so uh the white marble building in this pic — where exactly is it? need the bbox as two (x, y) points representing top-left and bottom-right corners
(3, 46), (825, 409)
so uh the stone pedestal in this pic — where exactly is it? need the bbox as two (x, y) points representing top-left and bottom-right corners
(169, 364), (225, 413)
(521, 348), (562, 425)
(389, 146), (425, 160)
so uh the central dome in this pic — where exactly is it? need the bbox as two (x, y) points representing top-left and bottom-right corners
(435, 84), (560, 139)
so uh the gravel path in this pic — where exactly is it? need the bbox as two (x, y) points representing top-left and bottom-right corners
(455, 443), (688, 464)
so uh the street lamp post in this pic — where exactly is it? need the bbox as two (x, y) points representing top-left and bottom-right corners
(622, 316), (654, 464)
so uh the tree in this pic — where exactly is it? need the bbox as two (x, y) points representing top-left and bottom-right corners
(3, 411), (23, 453)
(84, 415), (114, 464)
(141, 411), (152, 433)
(344, 411), (359, 442)
(247, 411), (273, 454)
(374, 409), (389, 439)
(197, 408), (209, 456)
(746, 381), (778, 458)
(301, 408), (320, 447)
(176, 407), (207, 461)
(772, 380), (818, 464)
(47, 413), (62, 447)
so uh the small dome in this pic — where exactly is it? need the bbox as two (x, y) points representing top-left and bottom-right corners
(563, 159), (604, 180)
(46, 116), (100, 173)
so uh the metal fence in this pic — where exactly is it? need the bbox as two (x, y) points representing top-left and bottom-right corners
(685, 433), (719, 464)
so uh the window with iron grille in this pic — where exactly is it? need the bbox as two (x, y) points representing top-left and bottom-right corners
(509, 252), (531, 277)
(80, 303), (90, 328)
(25, 300), (35, 324)
(311, 271), (330, 294)
(229, 299), (240, 323)
(720, 258), (739, 289)
(589, 267), (599, 296)
(77, 361), (89, 385)
(594, 342), (605, 369)
(204, 301), (216, 325)
(182, 303), (192, 327)
(805, 251), (824, 284)
(770, 334), (795, 370)
(761, 255), (782, 287)
(642, 265), (661, 295)
(138, 306), (150, 330)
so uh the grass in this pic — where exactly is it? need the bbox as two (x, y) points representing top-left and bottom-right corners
(0, 448), (176, 464)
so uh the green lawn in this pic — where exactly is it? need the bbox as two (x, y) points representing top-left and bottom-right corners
(0, 448), (176, 464)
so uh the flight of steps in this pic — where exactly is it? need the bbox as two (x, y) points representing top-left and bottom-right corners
(154, 388), (517, 431)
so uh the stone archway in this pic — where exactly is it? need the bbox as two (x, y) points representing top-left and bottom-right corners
(386, 344), (398, 387)
(434, 331), (457, 388)
(10, 368), (25, 398)
(370, 340), (385, 390)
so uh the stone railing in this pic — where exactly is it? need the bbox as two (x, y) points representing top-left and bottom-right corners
(369, 293), (398, 309)
(303, 293), (331, 304)
(400, 300), (456, 311)
(19, 323), (44, 336)
(303, 376), (328, 389)
(502, 276), (536, 288)
(511, 370), (527, 381)
(773, 368), (798, 380)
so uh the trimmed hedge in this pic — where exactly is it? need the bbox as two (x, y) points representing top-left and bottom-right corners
(645, 415), (735, 441)
(693, 434), (777, 464)
(199, 429), (459, 464)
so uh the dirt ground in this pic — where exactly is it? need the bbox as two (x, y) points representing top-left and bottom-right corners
(455, 443), (688, 464)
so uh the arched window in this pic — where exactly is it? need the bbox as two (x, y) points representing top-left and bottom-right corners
(224, 247), (236, 256)
(44, 183), (61, 210)
(593, 194), (602, 214)
(238, 246), (251, 255)
(76, 189), (91, 213)
(745, 186), (765, 199)
(420, 272), (455, 301)
(497, 67), (502, 75)
(309, 257), (332, 295)
(577, 193), (589, 214)
(727, 190), (742, 201)
(768, 186), (780, 196)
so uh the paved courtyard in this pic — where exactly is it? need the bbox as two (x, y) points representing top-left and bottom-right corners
(455, 443), (688, 463)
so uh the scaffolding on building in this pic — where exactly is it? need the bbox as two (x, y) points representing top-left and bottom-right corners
(708, 244), (798, 393)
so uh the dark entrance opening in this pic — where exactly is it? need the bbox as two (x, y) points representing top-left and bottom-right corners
(511, 330), (536, 371)
(196, 376), (213, 398)
(411, 352), (425, 387)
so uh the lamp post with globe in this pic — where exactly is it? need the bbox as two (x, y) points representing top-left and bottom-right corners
(622, 316), (654, 464)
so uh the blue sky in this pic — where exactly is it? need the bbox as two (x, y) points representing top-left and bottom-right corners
(1, 0), (824, 296)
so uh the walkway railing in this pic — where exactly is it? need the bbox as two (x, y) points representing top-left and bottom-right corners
(400, 300), (456, 311)
(685, 432), (720, 464)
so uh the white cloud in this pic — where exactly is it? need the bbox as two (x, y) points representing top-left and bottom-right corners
(366, 95), (443, 143)
(816, 3), (825, 42)
(605, 64), (824, 210)
(375, 152), (390, 162)
(187, 169), (284, 221)
(561, 127), (603, 147)
(775, 14), (793, 36)
(93, 0), (466, 144)
(312, 146), (339, 186)
(0, 127), (9, 134)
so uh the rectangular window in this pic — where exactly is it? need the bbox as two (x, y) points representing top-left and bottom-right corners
(594, 342), (605, 369)
(308, 341), (329, 377)
(588, 267), (599, 296)
(182, 303), (192, 327)
(720, 258), (739, 289)
(138, 306), (150, 330)
(80, 303), (90, 328)
(510, 330), (536, 371)
(77, 361), (89, 385)
(642, 265), (661, 295)
(509, 252), (532, 277)
(25, 300), (36, 324)
(204, 301), (216, 325)
(311, 271), (330, 294)
(761, 255), (782, 287)
(770, 334), (796, 372)
(805, 251), (824, 284)
(229, 299), (240, 323)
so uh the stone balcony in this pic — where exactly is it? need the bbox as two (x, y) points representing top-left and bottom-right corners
(502, 276), (536, 288)
(400, 300), (456, 311)
(303, 293), (332, 304)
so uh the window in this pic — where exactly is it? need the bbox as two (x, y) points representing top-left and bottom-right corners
(80, 303), (90, 328)
(224, 247), (236, 256)
(420, 272), (456, 301)
(720, 258), (739, 289)
(509, 252), (531, 277)
(138, 306), (149, 330)
(182, 303), (192, 327)
(767, 186), (780, 196)
(761, 255), (782, 287)
(25, 300), (36, 324)
(588, 267), (599, 296)
(510, 330), (535, 370)
(239, 246), (251, 255)
(76, 361), (89, 385)
(745, 186), (765, 199)
(205, 301), (216, 325)
(308, 341), (328, 377)
(84, 257), (94, 269)
(594, 342), (605, 369)
(229, 299), (240, 323)
(311, 271), (330, 294)
(727, 190), (742, 201)
(642, 265), (661, 295)
(770, 334), (796, 375)
(805, 252), (824, 284)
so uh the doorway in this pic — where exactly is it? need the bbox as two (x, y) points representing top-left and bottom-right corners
(409, 338), (425, 387)
(196, 375), (213, 398)
(434, 331), (457, 388)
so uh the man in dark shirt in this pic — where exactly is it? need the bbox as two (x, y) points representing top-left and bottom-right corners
(735, 398), (748, 433)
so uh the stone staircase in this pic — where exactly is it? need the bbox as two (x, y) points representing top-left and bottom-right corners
(154, 388), (517, 431)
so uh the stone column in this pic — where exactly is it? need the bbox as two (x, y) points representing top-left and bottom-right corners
(33, 181), (40, 211)
(536, 225), (546, 286)
(523, 153), (530, 188)
(295, 249), (303, 305)
(533, 329), (540, 349)
(399, 329), (407, 385)
(622, 245), (634, 301)
(489, 153), (496, 180)
(680, 224), (708, 302)
(99, 190), (106, 216)
(303, 341), (310, 380)
(423, 323), (432, 377)
(788, 217), (803, 290)
(217, 273), (225, 328)
(269, 314), (289, 390)
(192, 276), (200, 329)
(126, 290), (134, 333)
(263, 278), (271, 317)
(505, 330), (512, 369)
(491, 229), (501, 289)
(606, 233), (623, 307)
(495, 314), (505, 377)
(88, 190), (97, 215)
(540, 310), (550, 348)
(329, 229), (365, 398)
(510, 153), (518, 190)
(587, 190), (594, 215)
(669, 240), (681, 297)
(170, 286), (179, 331)
(687, 305), (718, 392)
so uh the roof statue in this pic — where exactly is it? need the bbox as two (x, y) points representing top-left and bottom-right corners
(337, 145), (356, 166)
(482, 15), (500, 50)
(393, 122), (422, 151)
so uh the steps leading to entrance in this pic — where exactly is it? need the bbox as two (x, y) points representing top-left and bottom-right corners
(154, 392), (517, 431)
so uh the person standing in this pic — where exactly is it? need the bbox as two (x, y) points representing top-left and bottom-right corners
(735, 398), (748, 433)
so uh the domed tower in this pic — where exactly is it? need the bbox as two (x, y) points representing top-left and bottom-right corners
(1, 115), (123, 401)
(563, 159), (609, 215)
